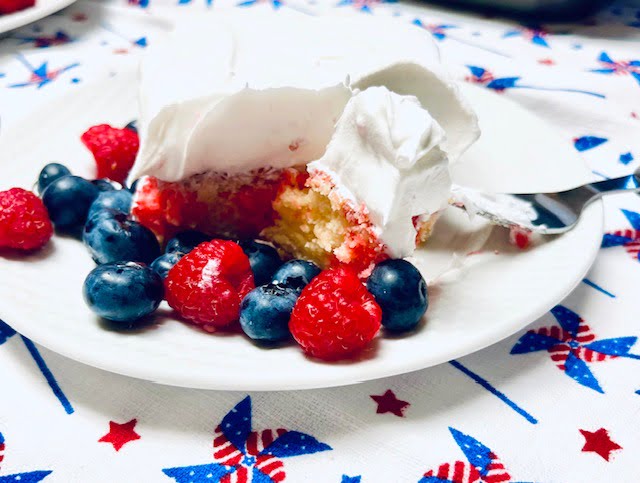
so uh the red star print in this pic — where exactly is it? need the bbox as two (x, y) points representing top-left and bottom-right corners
(71, 12), (88, 21)
(370, 390), (410, 417)
(579, 428), (622, 461)
(538, 58), (555, 65)
(99, 419), (141, 451)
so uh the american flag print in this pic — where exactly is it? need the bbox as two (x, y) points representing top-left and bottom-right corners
(511, 306), (639, 393)
(163, 396), (331, 482)
(0, 432), (52, 483)
(419, 428), (515, 483)
(602, 209), (640, 261)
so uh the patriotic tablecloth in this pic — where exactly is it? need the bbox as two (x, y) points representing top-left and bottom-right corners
(1, 0), (640, 481)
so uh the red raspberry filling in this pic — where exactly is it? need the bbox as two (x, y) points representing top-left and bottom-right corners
(289, 266), (382, 360)
(81, 124), (139, 184)
(165, 240), (255, 330)
(0, 188), (53, 251)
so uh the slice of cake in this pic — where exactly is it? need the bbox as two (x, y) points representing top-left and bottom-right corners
(130, 12), (479, 276)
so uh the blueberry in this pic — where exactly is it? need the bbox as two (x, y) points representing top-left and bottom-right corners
(150, 252), (183, 279)
(42, 175), (99, 229)
(92, 179), (122, 192)
(165, 230), (211, 255)
(239, 240), (282, 286)
(125, 120), (138, 133)
(239, 283), (298, 342)
(128, 178), (140, 193)
(87, 190), (133, 220)
(83, 261), (163, 323)
(366, 259), (428, 332)
(38, 163), (71, 193)
(272, 259), (321, 292)
(83, 209), (161, 265)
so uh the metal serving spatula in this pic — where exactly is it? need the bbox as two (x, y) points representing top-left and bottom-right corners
(450, 170), (640, 234)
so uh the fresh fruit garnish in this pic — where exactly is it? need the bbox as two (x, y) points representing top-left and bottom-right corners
(81, 124), (139, 184)
(91, 179), (120, 192)
(124, 120), (138, 134)
(289, 266), (381, 360)
(41, 175), (99, 230)
(87, 190), (133, 220)
(366, 259), (428, 332)
(83, 261), (163, 324)
(271, 259), (321, 292)
(0, 188), (53, 251)
(239, 240), (282, 287)
(239, 283), (297, 342)
(83, 209), (161, 265)
(37, 163), (71, 194)
(165, 240), (255, 331)
(0, 0), (35, 15)
(150, 252), (183, 280)
(165, 230), (211, 255)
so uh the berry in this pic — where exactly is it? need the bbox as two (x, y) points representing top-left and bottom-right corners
(125, 120), (138, 133)
(83, 261), (163, 323)
(366, 259), (428, 332)
(0, 188), (53, 251)
(37, 163), (70, 194)
(272, 259), (320, 292)
(165, 240), (254, 330)
(239, 283), (297, 342)
(87, 190), (133, 220)
(92, 179), (121, 192)
(150, 252), (183, 279)
(83, 209), (161, 265)
(0, 0), (35, 15)
(41, 175), (99, 229)
(289, 267), (381, 360)
(239, 240), (282, 286)
(128, 178), (140, 193)
(81, 124), (140, 184)
(165, 230), (211, 255)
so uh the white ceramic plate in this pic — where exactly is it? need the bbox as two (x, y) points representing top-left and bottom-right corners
(0, 70), (603, 390)
(0, 0), (77, 35)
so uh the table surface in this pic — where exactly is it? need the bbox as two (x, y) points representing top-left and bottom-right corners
(0, 1), (639, 482)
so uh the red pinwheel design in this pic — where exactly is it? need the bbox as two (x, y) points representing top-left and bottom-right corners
(163, 396), (331, 482)
(336, 0), (397, 13)
(420, 428), (517, 483)
(511, 306), (639, 393)
(503, 26), (549, 47)
(602, 209), (640, 261)
(411, 19), (456, 40)
(590, 52), (640, 85)
(12, 31), (72, 48)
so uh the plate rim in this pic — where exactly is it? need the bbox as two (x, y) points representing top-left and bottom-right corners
(0, 0), (78, 35)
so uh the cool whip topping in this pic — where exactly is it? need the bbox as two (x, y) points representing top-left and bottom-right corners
(309, 87), (450, 257)
(129, 11), (479, 182)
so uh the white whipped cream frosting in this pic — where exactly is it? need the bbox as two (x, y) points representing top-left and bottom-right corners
(129, 11), (479, 182)
(309, 87), (450, 257)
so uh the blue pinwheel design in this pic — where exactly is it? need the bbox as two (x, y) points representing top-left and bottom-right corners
(411, 20), (456, 40)
(8, 54), (79, 89)
(419, 428), (521, 482)
(465, 65), (605, 98)
(12, 31), (73, 48)
(503, 26), (549, 47)
(602, 209), (640, 261)
(177, 0), (213, 6)
(511, 306), (639, 393)
(237, 0), (282, 8)
(590, 52), (640, 85)
(573, 135), (608, 152)
(336, 0), (397, 14)
(163, 396), (331, 482)
(0, 432), (52, 482)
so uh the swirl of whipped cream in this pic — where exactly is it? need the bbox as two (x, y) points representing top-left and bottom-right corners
(309, 86), (450, 257)
(128, 11), (479, 182)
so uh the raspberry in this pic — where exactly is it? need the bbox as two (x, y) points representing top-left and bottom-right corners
(165, 240), (255, 330)
(0, 188), (53, 251)
(81, 124), (139, 184)
(289, 267), (381, 360)
(0, 0), (35, 14)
